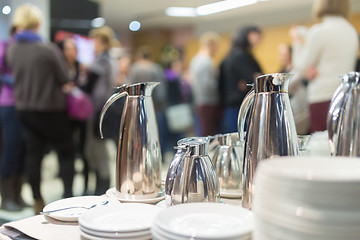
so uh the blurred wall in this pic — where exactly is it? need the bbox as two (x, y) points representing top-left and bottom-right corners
(50, 0), (99, 41)
(183, 12), (360, 74)
(0, 9), (10, 40)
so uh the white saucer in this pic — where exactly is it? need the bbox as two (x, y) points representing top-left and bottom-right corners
(79, 203), (162, 233)
(155, 203), (253, 239)
(42, 196), (119, 222)
(156, 200), (167, 209)
(106, 187), (165, 204)
(80, 225), (151, 238)
(156, 200), (228, 209)
(220, 190), (242, 199)
(80, 229), (152, 240)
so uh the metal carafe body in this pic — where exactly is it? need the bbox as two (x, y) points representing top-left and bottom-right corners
(208, 134), (221, 162)
(165, 137), (220, 206)
(212, 133), (242, 197)
(238, 73), (299, 209)
(99, 82), (162, 199)
(327, 72), (360, 157)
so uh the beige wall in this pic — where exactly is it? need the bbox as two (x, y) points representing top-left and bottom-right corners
(130, 12), (360, 73)
(184, 12), (360, 74)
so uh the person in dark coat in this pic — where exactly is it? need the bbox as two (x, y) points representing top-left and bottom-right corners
(219, 26), (263, 133)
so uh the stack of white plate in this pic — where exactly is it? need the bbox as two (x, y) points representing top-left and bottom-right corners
(79, 203), (162, 240)
(151, 203), (253, 240)
(253, 157), (360, 240)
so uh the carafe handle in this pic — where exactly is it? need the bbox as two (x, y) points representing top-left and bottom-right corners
(99, 89), (128, 139)
(327, 84), (351, 155)
(237, 89), (255, 142)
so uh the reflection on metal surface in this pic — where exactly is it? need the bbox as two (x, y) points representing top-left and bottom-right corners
(327, 72), (360, 157)
(212, 133), (243, 197)
(165, 137), (220, 206)
(100, 82), (163, 200)
(238, 73), (299, 209)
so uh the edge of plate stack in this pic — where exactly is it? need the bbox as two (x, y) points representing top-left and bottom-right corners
(151, 202), (253, 240)
(79, 203), (161, 240)
(252, 156), (360, 240)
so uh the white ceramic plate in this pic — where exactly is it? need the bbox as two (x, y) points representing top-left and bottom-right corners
(155, 200), (167, 209)
(154, 202), (253, 239)
(106, 187), (165, 204)
(152, 223), (250, 240)
(42, 196), (119, 222)
(80, 229), (152, 240)
(79, 203), (162, 233)
(151, 224), (183, 240)
(220, 189), (242, 199)
(258, 157), (360, 182)
(80, 225), (150, 238)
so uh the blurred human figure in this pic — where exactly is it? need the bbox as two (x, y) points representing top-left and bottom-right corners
(127, 46), (167, 157)
(58, 38), (90, 195)
(127, 46), (167, 111)
(7, 4), (75, 214)
(189, 32), (221, 136)
(218, 26), (262, 133)
(278, 43), (293, 73)
(97, 52), (130, 149)
(290, 0), (358, 133)
(115, 53), (132, 87)
(278, 43), (310, 135)
(0, 26), (27, 212)
(84, 26), (115, 195)
(162, 58), (191, 152)
(127, 46), (166, 93)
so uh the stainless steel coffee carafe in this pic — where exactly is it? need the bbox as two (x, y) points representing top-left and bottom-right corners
(208, 134), (221, 162)
(327, 72), (360, 157)
(238, 73), (299, 209)
(165, 137), (220, 206)
(99, 82), (162, 199)
(212, 133), (242, 197)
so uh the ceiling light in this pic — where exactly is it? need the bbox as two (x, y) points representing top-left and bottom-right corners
(129, 21), (141, 31)
(196, 0), (258, 16)
(165, 7), (197, 17)
(91, 17), (105, 28)
(2, 5), (11, 15)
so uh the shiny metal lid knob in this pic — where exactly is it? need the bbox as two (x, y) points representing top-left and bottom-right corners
(177, 137), (210, 156)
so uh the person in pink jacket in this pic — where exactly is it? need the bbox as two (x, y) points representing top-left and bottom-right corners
(0, 26), (27, 212)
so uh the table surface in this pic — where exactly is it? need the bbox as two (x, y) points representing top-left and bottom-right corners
(0, 198), (242, 240)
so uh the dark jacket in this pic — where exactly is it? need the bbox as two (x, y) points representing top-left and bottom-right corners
(7, 41), (69, 111)
(219, 49), (262, 107)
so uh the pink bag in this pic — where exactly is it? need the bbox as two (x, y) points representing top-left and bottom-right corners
(66, 87), (94, 120)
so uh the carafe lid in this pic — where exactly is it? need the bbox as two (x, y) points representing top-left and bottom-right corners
(343, 72), (359, 84)
(120, 82), (160, 96)
(177, 137), (209, 156)
(255, 73), (293, 93)
(219, 132), (240, 146)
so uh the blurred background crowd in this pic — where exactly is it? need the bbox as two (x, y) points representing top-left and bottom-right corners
(0, 0), (359, 217)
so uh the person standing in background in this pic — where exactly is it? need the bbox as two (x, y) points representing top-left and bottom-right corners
(218, 26), (262, 133)
(189, 32), (221, 136)
(127, 46), (167, 158)
(0, 26), (27, 212)
(290, 0), (358, 133)
(84, 26), (115, 195)
(162, 58), (190, 152)
(278, 43), (293, 73)
(278, 43), (310, 135)
(115, 53), (132, 87)
(7, 4), (75, 214)
(58, 38), (90, 195)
